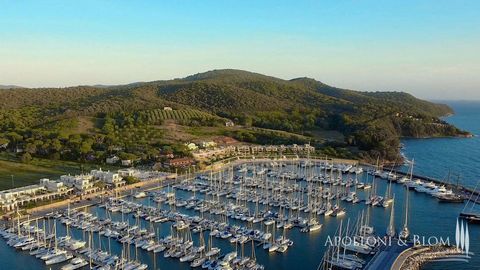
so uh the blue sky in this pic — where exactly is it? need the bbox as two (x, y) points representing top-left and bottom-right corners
(1, 0), (479, 99)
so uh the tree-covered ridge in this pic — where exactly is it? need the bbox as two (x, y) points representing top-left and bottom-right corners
(0, 69), (468, 163)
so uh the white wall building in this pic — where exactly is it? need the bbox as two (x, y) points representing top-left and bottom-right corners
(91, 169), (125, 186)
(0, 185), (45, 202)
(0, 179), (72, 212)
(118, 168), (135, 177)
(39, 178), (67, 192)
(60, 174), (94, 192)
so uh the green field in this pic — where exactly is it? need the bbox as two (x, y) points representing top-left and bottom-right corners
(0, 153), (119, 191)
(142, 109), (222, 124)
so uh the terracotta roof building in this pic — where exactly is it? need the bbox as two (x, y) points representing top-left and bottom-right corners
(164, 157), (195, 168)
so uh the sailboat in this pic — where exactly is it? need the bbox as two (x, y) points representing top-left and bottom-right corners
(459, 180), (480, 223)
(382, 173), (394, 208)
(327, 220), (366, 268)
(386, 195), (396, 237)
(399, 186), (410, 239)
(191, 229), (207, 267)
(205, 230), (220, 257)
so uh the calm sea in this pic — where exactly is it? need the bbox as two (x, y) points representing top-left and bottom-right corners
(401, 101), (480, 189)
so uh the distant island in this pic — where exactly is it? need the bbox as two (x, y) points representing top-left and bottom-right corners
(0, 69), (469, 170)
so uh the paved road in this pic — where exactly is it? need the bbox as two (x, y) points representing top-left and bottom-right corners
(365, 239), (412, 270)
(390, 248), (423, 270)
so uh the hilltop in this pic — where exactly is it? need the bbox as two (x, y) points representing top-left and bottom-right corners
(0, 69), (468, 166)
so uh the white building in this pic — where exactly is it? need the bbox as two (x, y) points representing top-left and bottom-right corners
(121, 159), (132, 166)
(60, 174), (95, 193)
(201, 141), (217, 148)
(0, 179), (72, 212)
(185, 142), (198, 151)
(0, 185), (45, 202)
(106, 155), (120, 164)
(39, 178), (67, 192)
(91, 169), (125, 187)
(118, 168), (135, 177)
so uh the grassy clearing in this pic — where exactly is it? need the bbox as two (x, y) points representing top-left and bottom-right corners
(75, 116), (96, 134)
(185, 125), (229, 137)
(308, 129), (345, 142)
(156, 121), (201, 143)
(0, 160), (62, 190)
(0, 152), (119, 191)
(247, 127), (311, 140)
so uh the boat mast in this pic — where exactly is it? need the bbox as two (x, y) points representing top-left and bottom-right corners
(336, 220), (343, 262)
(386, 194), (396, 237)
(401, 185), (410, 238)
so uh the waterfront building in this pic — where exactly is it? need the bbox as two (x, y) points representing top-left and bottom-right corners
(0, 184), (46, 211)
(60, 174), (96, 194)
(0, 179), (73, 212)
(118, 168), (135, 177)
(192, 146), (236, 161)
(250, 145), (264, 154)
(233, 143), (315, 156)
(236, 145), (251, 155)
(90, 169), (126, 188)
(265, 145), (279, 152)
(39, 178), (68, 193)
(163, 157), (196, 168)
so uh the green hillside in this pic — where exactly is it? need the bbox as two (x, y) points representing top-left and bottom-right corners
(0, 69), (468, 165)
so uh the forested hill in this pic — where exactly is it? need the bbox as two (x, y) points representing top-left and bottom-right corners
(0, 69), (468, 163)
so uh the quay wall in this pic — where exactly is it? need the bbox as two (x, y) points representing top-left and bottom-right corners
(26, 199), (74, 215)
(390, 247), (429, 270)
(390, 246), (464, 270)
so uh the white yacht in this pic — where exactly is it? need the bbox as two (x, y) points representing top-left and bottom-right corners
(45, 253), (74, 265)
(133, 192), (147, 199)
(61, 258), (88, 270)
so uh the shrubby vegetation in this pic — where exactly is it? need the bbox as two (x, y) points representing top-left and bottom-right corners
(225, 128), (309, 146)
(124, 176), (140, 185)
(0, 69), (468, 163)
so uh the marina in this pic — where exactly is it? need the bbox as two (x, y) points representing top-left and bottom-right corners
(2, 158), (478, 270)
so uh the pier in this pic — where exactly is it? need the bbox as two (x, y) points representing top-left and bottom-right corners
(384, 167), (480, 203)
(390, 245), (466, 270)
(364, 243), (465, 270)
